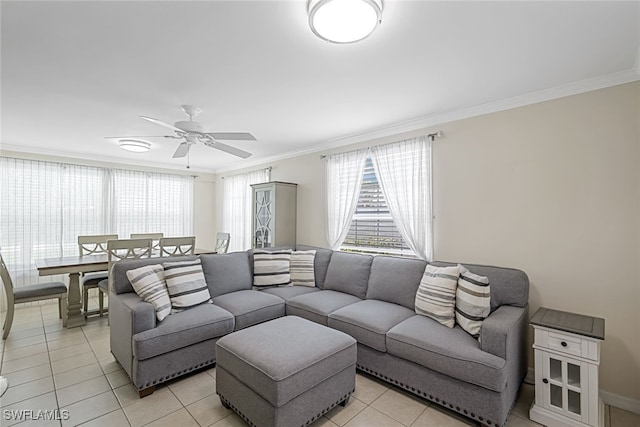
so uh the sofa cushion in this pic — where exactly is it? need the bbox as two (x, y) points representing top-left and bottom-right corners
(328, 300), (414, 352)
(253, 250), (292, 288)
(455, 266), (491, 338)
(201, 253), (253, 298)
(132, 303), (234, 361)
(126, 264), (172, 322)
(323, 252), (372, 299)
(290, 250), (316, 286)
(386, 315), (507, 392)
(286, 290), (361, 325)
(261, 285), (321, 301)
(415, 264), (460, 327)
(365, 256), (427, 310)
(295, 245), (333, 289)
(430, 261), (529, 311)
(111, 256), (198, 295)
(212, 290), (285, 331)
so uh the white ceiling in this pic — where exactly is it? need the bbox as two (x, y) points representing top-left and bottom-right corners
(2, 1), (639, 173)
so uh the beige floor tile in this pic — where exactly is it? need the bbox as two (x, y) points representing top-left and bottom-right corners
(54, 363), (104, 389)
(352, 374), (388, 404)
(343, 406), (405, 427)
(505, 414), (543, 427)
(113, 383), (142, 408)
(168, 371), (217, 406)
(512, 383), (535, 419)
(2, 342), (48, 362)
(45, 328), (85, 342)
(144, 408), (200, 427)
(210, 413), (249, 427)
(77, 409), (130, 427)
(99, 357), (121, 374)
(3, 334), (46, 350)
(61, 390), (120, 427)
(46, 333), (88, 351)
(8, 417), (62, 427)
(610, 406), (640, 427)
(0, 391), (58, 427)
(1, 352), (51, 374)
(5, 325), (44, 340)
(325, 397), (367, 426)
(311, 417), (340, 427)
(370, 388), (427, 426)
(48, 342), (93, 362)
(106, 368), (132, 389)
(51, 351), (98, 374)
(88, 341), (112, 361)
(2, 363), (52, 387)
(186, 393), (233, 426)
(0, 376), (55, 406)
(57, 376), (112, 407)
(411, 406), (474, 427)
(122, 387), (183, 427)
(206, 366), (217, 379)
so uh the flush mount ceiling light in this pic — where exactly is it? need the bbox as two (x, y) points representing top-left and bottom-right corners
(118, 139), (151, 153)
(309, 0), (382, 44)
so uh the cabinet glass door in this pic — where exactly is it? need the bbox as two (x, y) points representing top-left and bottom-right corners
(543, 353), (584, 421)
(254, 188), (273, 248)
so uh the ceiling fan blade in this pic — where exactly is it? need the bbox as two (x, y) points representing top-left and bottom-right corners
(172, 142), (191, 158)
(140, 116), (184, 133)
(206, 141), (252, 159)
(104, 135), (175, 139)
(206, 132), (256, 141)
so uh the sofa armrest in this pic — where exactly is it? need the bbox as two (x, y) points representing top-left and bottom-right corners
(109, 291), (156, 377)
(481, 305), (528, 361)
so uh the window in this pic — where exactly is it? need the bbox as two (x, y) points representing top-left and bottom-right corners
(341, 158), (412, 256)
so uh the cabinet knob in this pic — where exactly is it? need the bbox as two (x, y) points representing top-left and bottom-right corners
(542, 378), (549, 384)
(561, 341), (568, 347)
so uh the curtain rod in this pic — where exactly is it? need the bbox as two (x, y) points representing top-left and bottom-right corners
(221, 166), (272, 179)
(319, 131), (444, 159)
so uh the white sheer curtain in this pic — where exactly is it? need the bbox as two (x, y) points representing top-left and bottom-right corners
(325, 148), (368, 250)
(370, 136), (433, 260)
(222, 168), (270, 252)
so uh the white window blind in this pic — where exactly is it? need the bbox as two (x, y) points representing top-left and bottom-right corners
(0, 157), (194, 311)
(341, 157), (413, 256)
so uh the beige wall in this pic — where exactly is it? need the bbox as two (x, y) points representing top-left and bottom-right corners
(215, 82), (640, 404)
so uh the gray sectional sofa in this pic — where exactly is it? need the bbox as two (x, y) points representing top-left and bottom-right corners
(109, 245), (529, 426)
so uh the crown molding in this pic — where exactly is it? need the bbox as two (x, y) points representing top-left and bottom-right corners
(215, 69), (640, 174)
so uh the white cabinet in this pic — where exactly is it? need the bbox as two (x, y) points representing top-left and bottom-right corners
(530, 308), (605, 427)
(251, 181), (297, 249)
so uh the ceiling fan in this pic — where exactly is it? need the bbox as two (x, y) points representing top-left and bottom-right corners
(108, 105), (256, 159)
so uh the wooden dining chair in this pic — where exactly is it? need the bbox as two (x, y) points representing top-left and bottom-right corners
(96, 238), (153, 318)
(215, 232), (230, 254)
(78, 234), (118, 316)
(130, 233), (163, 251)
(159, 236), (196, 257)
(1, 251), (67, 339)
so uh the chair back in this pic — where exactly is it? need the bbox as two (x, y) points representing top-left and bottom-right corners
(106, 238), (153, 273)
(159, 236), (196, 257)
(0, 252), (15, 306)
(130, 233), (163, 250)
(215, 232), (230, 254)
(78, 234), (119, 256)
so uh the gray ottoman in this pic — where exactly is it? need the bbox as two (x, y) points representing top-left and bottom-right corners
(216, 316), (357, 427)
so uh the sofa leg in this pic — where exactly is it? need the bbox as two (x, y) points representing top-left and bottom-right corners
(138, 386), (155, 398)
(340, 396), (350, 407)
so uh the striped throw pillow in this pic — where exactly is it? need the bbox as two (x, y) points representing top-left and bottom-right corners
(455, 266), (491, 339)
(415, 264), (461, 328)
(253, 250), (292, 288)
(290, 250), (316, 287)
(126, 264), (172, 322)
(163, 259), (212, 313)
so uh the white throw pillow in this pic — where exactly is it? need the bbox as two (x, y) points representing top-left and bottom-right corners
(126, 264), (172, 322)
(415, 264), (461, 328)
(290, 250), (316, 287)
(455, 266), (491, 339)
(253, 250), (292, 288)
(163, 259), (212, 313)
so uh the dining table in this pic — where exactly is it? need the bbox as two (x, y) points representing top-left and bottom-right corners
(35, 248), (217, 328)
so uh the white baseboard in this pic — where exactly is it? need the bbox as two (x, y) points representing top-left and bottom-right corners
(525, 367), (640, 415)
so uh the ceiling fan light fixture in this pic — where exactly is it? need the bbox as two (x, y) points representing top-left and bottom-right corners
(309, 0), (382, 44)
(118, 138), (151, 153)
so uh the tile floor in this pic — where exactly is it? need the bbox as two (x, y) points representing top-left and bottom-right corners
(1, 302), (639, 427)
